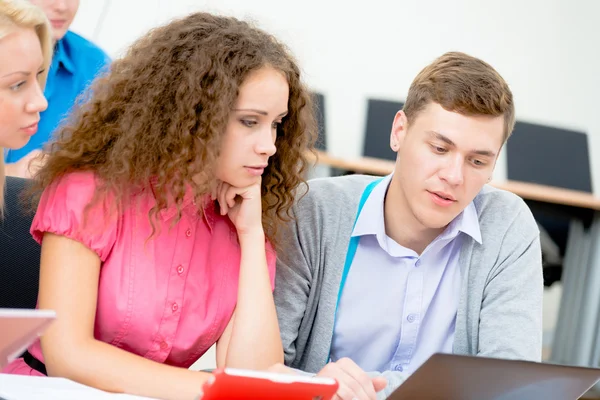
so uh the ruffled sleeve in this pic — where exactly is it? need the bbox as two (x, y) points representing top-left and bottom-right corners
(31, 172), (119, 262)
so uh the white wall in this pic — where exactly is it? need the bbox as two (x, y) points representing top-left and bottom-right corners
(71, 0), (600, 190)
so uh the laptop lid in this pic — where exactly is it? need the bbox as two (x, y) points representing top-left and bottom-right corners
(0, 308), (56, 370)
(387, 353), (600, 400)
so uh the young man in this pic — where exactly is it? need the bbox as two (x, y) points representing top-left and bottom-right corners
(274, 52), (543, 400)
(5, 0), (110, 177)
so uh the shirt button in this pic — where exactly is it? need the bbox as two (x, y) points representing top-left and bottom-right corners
(160, 341), (169, 350)
(177, 265), (184, 274)
(172, 303), (178, 312)
(415, 259), (421, 267)
(407, 314), (417, 323)
(393, 365), (403, 372)
(185, 229), (192, 237)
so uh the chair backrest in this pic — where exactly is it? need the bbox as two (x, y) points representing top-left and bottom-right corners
(506, 121), (592, 276)
(506, 121), (592, 193)
(313, 92), (327, 151)
(0, 177), (41, 309)
(363, 98), (404, 161)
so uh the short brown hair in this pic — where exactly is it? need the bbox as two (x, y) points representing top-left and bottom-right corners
(32, 12), (317, 249)
(403, 51), (515, 142)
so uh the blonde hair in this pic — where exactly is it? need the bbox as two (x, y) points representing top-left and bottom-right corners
(0, 0), (52, 217)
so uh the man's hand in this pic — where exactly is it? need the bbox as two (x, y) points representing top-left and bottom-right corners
(317, 358), (387, 400)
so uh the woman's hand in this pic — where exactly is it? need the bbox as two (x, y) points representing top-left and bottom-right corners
(212, 180), (263, 237)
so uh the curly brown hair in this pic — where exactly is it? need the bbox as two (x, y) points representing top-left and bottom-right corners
(32, 12), (317, 249)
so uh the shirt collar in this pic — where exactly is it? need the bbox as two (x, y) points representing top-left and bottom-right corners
(352, 174), (391, 238)
(53, 37), (75, 75)
(440, 201), (482, 244)
(351, 174), (482, 245)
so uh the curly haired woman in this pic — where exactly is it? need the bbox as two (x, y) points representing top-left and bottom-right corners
(2, 11), (316, 400)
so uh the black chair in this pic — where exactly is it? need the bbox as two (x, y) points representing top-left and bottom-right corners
(363, 99), (404, 161)
(0, 176), (41, 309)
(313, 92), (327, 151)
(507, 121), (592, 193)
(311, 92), (347, 177)
(506, 121), (593, 286)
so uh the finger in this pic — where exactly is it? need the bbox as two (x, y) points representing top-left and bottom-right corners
(335, 380), (367, 400)
(229, 183), (261, 201)
(224, 186), (238, 209)
(336, 358), (376, 400)
(320, 364), (369, 400)
(220, 184), (229, 216)
(218, 182), (229, 215)
(372, 377), (387, 392)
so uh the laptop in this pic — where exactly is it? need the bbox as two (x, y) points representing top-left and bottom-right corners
(0, 308), (56, 370)
(387, 353), (600, 400)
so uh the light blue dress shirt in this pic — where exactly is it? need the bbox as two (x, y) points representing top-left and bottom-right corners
(330, 174), (482, 375)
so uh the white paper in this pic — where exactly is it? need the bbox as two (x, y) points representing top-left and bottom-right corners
(0, 374), (157, 400)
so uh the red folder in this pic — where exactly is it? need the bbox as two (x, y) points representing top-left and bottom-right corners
(201, 368), (338, 400)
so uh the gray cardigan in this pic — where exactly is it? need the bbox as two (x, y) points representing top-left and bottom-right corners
(274, 175), (543, 398)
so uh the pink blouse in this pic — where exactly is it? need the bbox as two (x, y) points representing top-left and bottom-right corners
(3, 172), (276, 375)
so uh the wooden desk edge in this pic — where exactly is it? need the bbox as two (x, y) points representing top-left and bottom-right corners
(307, 150), (600, 211)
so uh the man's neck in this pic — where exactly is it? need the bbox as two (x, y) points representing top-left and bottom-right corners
(383, 177), (445, 255)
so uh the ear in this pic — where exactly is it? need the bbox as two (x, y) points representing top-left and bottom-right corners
(390, 110), (408, 153)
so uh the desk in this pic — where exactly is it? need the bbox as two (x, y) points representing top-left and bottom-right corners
(308, 150), (600, 394)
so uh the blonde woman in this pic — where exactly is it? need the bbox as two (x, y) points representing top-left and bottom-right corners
(0, 0), (51, 216)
